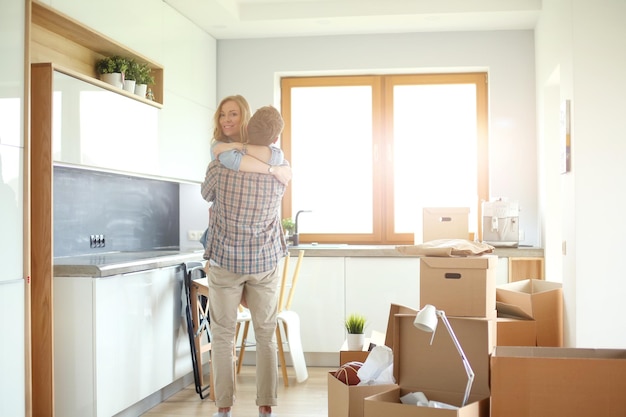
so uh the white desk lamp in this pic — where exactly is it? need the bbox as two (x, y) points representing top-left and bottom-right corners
(413, 304), (475, 407)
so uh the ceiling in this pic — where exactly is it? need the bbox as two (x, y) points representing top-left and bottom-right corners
(163, 0), (542, 40)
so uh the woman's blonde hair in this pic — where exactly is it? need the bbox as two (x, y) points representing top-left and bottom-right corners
(211, 95), (251, 144)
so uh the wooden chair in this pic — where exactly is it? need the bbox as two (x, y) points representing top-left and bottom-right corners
(183, 262), (212, 399)
(186, 264), (238, 401)
(236, 250), (307, 386)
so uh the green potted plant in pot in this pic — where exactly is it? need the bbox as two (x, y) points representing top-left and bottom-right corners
(281, 217), (295, 235)
(133, 62), (155, 98)
(122, 58), (140, 93)
(96, 55), (129, 89)
(345, 313), (367, 350)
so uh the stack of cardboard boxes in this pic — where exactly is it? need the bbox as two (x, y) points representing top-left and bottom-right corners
(329, 248), (626, 416)
(365, 255), (499, 417)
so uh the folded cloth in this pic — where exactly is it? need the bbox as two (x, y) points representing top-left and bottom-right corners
(395, 239), (495, 257)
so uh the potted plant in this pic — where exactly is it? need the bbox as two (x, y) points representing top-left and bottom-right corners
(134, 62), (155, 98)
(281, 218), (295, 236)
(96, 55), (129, 89)
(122, 58), (139, 93)
(345, 313), (367, 350)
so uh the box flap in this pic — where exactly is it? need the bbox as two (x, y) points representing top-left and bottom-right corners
(393, 314), (493, 405)
(385, 304), (418, 348)
(497, 279), (562, 295)
(421, 255), (497, 270)
(496, 301), (534, 320)
(424, 207), (470, 215)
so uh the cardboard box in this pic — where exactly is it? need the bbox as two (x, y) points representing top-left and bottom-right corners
(364, 314), (495, 417)
(328, 371), (396, 417)
(496, 279), (563, 346)
(495, 317), (536, 346)
(384, 304), (419, 348)
(339, 331), (387, 366)
(340, 350), (370, 366)
(491, 346), (626, 417)
(330, 329), (397, 417)
(423, 207), (470, 242)
(420, 256), (497, 318)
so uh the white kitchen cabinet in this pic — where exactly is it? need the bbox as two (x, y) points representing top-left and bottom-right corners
(286, 257), (346, 353)
(0, 280), (26, 417)
(54, 265), (188, 417)
(345, 257), (421, 336)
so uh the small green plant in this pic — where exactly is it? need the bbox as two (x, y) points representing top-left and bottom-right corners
(345, 313), (366, 334)
(96, 55), (129, 75)
(124, 58), (140, 81)
(134, 62), (155, 85)
(281, 218), (295, 234)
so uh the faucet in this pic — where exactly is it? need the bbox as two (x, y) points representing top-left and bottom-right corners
(289, 210), (312, 246)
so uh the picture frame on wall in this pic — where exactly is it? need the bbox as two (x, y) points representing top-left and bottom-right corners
(560, 99), (571, 174)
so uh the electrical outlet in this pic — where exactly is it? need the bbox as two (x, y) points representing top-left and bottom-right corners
(90, 234), (106, 248)
(188, 230), (204, 241)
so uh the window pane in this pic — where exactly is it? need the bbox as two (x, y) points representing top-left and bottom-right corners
(393, 84), (478, 234)
(290, 86), (373, 233)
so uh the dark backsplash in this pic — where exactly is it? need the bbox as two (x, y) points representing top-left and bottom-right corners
(53, 166), (180, 257)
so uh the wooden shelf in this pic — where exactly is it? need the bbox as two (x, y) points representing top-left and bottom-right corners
(31, 0), (164, 105)
(508, 257), (544, 282)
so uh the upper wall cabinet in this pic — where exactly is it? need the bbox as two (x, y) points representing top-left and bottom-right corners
(50, 68), (160, 173)
(31, 1), (164, 107)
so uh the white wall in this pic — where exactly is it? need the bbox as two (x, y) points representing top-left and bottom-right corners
(536, 0), (626, 348)
(216, 30), (540, 246)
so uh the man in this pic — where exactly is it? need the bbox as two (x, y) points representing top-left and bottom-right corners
(202, 105), (289, 417)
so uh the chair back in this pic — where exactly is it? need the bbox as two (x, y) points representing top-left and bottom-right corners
(278, 250), (305, 312)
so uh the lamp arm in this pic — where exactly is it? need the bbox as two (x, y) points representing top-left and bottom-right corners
(436, 311), (475, 407)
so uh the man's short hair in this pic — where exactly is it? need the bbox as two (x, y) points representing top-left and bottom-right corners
(247, 105), (284, 146)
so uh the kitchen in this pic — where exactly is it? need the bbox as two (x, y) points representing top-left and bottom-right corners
(2, 1), (626, 416)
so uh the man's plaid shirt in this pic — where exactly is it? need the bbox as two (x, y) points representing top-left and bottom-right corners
(201, 159), (288, 274)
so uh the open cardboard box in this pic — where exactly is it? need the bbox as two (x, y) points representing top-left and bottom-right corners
(496, 279), (563, 346)
(495, 317), (536, 346)
(329, 307), (412, 417)
(420, 255), (497, 318)
(364, 314), (495, 417)
(491, 346), (626, 417)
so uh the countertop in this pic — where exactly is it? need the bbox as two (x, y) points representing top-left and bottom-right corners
(54, 249), (205, 278)
(54, 245), (543, 278)
(287, 244), (544, 258)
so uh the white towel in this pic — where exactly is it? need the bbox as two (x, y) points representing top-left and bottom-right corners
(277, 310), (309, 383)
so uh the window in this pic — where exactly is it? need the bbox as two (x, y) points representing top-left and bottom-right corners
(281, 73), (488, 245)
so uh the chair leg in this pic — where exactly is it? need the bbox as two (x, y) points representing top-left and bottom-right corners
(276, 323), (289, 387)
(236, 321), (250, 374)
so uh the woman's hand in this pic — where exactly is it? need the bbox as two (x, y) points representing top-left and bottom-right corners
(271, 165), (292, 185)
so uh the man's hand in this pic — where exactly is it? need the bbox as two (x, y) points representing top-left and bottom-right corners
(271, 165), (292, 185)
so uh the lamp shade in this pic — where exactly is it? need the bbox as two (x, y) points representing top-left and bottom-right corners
(414, 304), (438, 333)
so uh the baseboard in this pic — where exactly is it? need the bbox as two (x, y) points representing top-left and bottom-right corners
(112, 372), (196, 417)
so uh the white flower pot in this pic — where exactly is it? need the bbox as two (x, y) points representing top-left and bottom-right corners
(100, 72), (123, 89)
(134, 83), (148, 98)
(123, 79), (136, 93)
(346, 333), (365, 351)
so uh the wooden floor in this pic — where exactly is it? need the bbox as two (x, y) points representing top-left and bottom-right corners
(141, 366), (334, 417)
